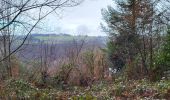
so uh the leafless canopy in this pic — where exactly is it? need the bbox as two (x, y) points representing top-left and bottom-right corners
(0, 0), (83, 62)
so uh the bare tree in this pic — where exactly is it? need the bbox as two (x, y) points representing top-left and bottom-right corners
(0, 0), (83, 78)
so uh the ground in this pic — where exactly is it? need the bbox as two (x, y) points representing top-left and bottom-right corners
(0, 78), (170, 99)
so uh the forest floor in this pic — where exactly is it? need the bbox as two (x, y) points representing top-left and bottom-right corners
(0, 78), (170, 99)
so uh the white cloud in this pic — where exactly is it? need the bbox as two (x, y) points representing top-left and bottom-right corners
(34, 0), (113, 36)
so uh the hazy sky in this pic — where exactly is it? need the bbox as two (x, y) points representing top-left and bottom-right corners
(36, 0), (114, 36)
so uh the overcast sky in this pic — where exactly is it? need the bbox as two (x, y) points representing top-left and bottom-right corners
(36, 0), (114, 36)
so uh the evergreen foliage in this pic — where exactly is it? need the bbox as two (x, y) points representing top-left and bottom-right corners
(156, 27), (170, 71)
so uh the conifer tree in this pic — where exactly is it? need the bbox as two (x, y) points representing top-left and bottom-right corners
(101, 0), (165, 76)
(102, 0), (153, 71)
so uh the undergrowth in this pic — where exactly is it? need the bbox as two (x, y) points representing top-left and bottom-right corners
(0, 78), (170, 99)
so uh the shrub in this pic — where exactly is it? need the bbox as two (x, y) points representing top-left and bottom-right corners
(152, 27), (170, 81)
